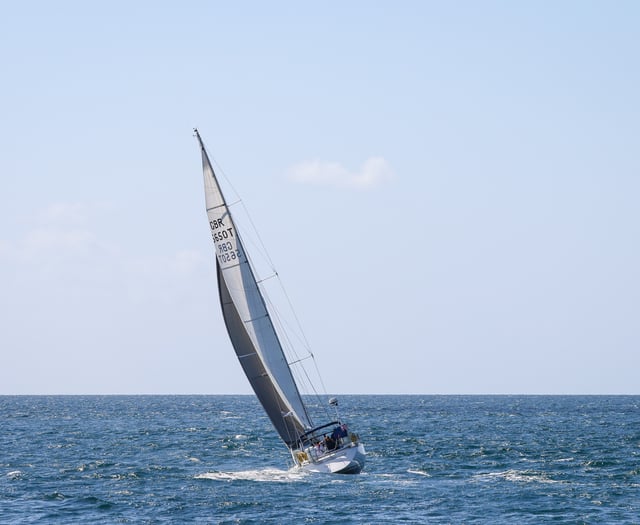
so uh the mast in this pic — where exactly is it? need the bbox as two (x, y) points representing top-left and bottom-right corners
(195, 129), (313, 446)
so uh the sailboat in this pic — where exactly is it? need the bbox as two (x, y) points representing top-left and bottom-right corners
(195, 129), (366, 474)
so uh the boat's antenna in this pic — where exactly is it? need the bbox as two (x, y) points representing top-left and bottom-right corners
(329, 397), (341, 421)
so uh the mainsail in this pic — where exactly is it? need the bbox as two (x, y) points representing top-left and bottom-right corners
(196, 130), (313, 446)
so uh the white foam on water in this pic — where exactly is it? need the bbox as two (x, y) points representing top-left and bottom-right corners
(473, 469), (560, 484)
(195, 467), (308, 483)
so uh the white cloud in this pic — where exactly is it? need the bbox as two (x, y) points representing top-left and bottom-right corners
(0, 202), (206, 288)
(288, 157), (395, 190)
(0, 226), (96, 264)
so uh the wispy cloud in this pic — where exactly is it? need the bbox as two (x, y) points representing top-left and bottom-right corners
(0, 202), (207, 295)
(287, 157), (395, 190)
(1, 203), (104, 263)
(37, 202), (90, 225)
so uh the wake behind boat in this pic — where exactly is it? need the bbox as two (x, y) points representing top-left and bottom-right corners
(195, 129), (365, 474)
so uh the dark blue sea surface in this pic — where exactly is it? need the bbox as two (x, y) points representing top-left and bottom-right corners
(1, 395), (638, 523)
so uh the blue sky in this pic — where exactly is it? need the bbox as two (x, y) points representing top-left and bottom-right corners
(1, 2), (638, 394)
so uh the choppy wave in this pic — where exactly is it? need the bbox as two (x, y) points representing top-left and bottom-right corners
(1, 395), (639, 523)
(407, 468), (430, 477)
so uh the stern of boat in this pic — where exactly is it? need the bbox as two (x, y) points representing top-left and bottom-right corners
(291, 422), (366, 474)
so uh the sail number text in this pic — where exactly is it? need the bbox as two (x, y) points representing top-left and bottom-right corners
(209, 219), (235, 242)
(217, 241), (240, 263)
(210, 219), (240, 263)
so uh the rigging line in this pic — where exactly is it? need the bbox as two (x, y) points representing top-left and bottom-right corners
(259, 269), (313, 355)
(290, 359), (329, 422)
(277, 277), (312, 351)
(265, 296), (312, 353)
(265, 298), (323, 403)
(277, 327), (327, 414)
(262, 295), (313, 380)
(237, 199), (278, 273)
(288, 355), (314, 366)
(235, 229), (275, 285)
(246, 262), (315, 429)
(255, 329), (312, 438)
(251, 249), (312, 355)
(292, 344), (329, 406)
(269, 293), (328, 407)
(262, 292), (323, 406)
(257, 273), (278, 284)
(235, 223), (275, 276)
(310, 354), (330, 404)
(245, 236), (328, 410)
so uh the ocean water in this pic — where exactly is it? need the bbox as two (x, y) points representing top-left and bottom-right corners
(1, 395), (638, 524)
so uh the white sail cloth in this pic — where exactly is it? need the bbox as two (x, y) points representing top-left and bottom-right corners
(197, 133), (312, 445)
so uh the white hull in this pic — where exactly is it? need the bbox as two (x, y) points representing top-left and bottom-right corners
(294, 443), (366, 474)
